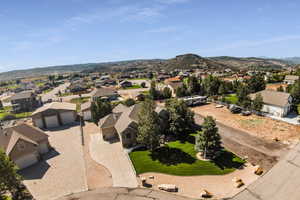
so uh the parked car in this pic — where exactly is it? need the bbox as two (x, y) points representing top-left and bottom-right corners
(241, 110), (251, 116)
(229, 105), (242, 114)
(158, 184), (178, 192)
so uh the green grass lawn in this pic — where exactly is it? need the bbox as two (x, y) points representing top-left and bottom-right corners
(58, 92), (72, 97)
(130, 140), (245, 176)
(123, 84), (142, 90)
(0, 109), (32, 121)
(70, 97), (90, 112)
(225, 94), (238, 104)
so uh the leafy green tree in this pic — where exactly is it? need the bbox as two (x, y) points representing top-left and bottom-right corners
(0, 149), (31, 199)
(251, 93), (264, 111)
(91, 100), (112, 125)
(149, 81), (159, 100)
(137, 99), (161, 151)
(246, 75), (266, 93)
(175, 86), (186, 97)
(202, 75), (221, 96)
(140, 82), (146, 88)
(218, 82), (227, 95)
(187, 76), (200, 95)
(165, 98), (195, 139)
(123, 98), (135, 107)
(162, 87), (172, 99)
(277, 85), (284, 92)
(290, 79), (300, 109)
(195, 116), (222, 159)
(0, 101), (3, 110)
(237, 85), (251, 108)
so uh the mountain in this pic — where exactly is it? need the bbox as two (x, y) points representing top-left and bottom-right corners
(282, 57), (300, 64)
(0, 54), (294, 81)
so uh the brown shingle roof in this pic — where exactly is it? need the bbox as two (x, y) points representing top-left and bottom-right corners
(0, 124), (48, 155)
(249, 90), (291, 107)
(32, 102), (76, 115)
(91, 87), (117, 98)
(285, 75), (299, 81)
(10, 91), (35, 100)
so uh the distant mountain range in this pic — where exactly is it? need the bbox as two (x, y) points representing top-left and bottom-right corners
(0, 54), (297, 81)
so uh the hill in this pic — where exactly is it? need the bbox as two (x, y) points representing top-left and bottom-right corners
(0, 54), (294, 81)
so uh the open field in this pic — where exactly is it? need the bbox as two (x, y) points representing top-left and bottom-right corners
(192, 103), (300, 141)
(130, 140), (245, 176)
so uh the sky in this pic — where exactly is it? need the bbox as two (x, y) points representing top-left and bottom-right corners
(1, 0), (300, 72)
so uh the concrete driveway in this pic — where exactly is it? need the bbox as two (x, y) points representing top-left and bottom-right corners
(89, 134), (138, 188)
(21, 125), (88, 200)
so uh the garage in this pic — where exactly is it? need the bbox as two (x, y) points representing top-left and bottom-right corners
(60, 111), (76, 125)
(14, 154), (38, 169)
(45, 115), (59, 128)
(34, 118), (44, 129)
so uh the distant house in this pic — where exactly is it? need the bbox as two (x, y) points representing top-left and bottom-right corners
(68, 82), (88, 93)
(10, 90), (40, 113)
(119, 80), (133, 88)
(249, 90), (293, 117)
(81, 101), (92, 121)
(99, 103), (167, 148)
(0, 123), (50, 169)
(284, 75), (299, 85)
(164, 77), (183, 97)
(32, 102), (77, 129)
(91, 87), (118, 101)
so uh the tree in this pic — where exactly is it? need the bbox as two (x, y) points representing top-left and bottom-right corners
(137, 99), (161, 151)
(252, 93), (263, 112)
(187, 76), (200, 95)
(218, 82), (227, 95)
(162, 87), (172, 99)
(0, 100), (3, 110)
(202, 75), (221, 96)
(237, 85), (251, 108)
(91, 100), (112, 125)
(175, 85), (188, 97)
(165, 98), (195, 139)
(246, 75), (266, 93)
(149, 81), (159, 100)
(195, 116), (222, 159)
(290, 79), (300, 110)
(0, 149), (31, 199)
(277, 85), (284, 92)
(140, 82), (146, 88)
(123, 98), (135, 107)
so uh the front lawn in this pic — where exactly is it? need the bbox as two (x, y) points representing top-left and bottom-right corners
(0, 109), (32, 121)
(130, 140), (245, 176)
(123, 84), (142, 90)
(225, 94), (238, 104)
(70, 97), (90, 112)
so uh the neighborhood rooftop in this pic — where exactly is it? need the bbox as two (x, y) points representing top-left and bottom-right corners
(32, 102), (76, 115)
(250, 90), (291, 107)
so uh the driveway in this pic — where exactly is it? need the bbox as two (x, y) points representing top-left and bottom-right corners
(20, 126), (88, 200)
(89, 133), (138, 188)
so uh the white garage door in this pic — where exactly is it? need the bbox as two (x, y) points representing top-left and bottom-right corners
(35, 118), (44, 129)
(15, 154), (38, 169)
(60, 111), (75, 125)
(83, 110), (92, 121)
(45, 115), (59, 128)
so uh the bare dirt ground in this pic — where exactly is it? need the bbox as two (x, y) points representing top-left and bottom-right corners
(83, 122), (113, 189)
(137, 163), (259, 200)
(192, 103), (300, 142)
(266, 83), (287, 91)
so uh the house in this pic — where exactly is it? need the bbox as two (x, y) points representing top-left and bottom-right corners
(32, 102), (77, 129)
(91, 87), (118, 101)
(99, 103), (167, 148)
(249, 90), (293, 117)
(81, 101), (92, 121)
(284, 75), (299, 85)
(10, 90), (41, 113)
(119, 80), (133, 88)
(0, 124), (50, 169)
(164, 77), (183, 97)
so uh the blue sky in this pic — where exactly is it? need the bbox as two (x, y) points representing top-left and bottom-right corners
(1, 0), (300, 72)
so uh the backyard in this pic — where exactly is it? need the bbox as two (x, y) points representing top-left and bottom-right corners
(70, 97), (90, 111)
(0, 106), (32, 120)
(130, 140), (244, 176)
(123, 84), (142, 90)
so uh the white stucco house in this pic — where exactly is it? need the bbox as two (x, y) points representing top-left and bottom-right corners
(250, 90), (293, 117)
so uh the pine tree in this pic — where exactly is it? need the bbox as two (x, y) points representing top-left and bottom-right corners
(195, 116), (221, 159)
(137, 99), (161, 151)
(252, 93), (264, 111)
(149, 81), (158, 100)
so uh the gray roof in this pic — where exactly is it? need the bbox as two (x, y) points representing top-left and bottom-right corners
(249, 90), (291, 107)
(91, 87), (117, 98)
(32, 102), (76, 115)
(10, 91), (35, 101)
(0, 124), (48, 155)
(99, 113), (122, 129)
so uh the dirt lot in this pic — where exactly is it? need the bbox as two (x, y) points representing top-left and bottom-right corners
(192, 103), (300, 142)
(266, 83), (287, 91)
